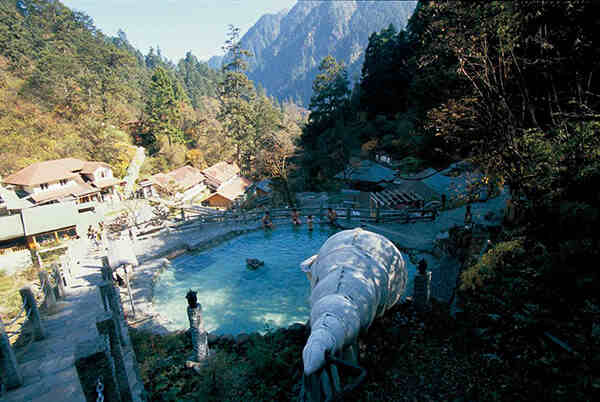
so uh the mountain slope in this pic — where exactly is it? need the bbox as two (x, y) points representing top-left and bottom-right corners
(210, 1), (417, 105)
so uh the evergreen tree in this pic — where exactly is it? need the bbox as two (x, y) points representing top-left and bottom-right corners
(143, 66), (186, 154)
(217, 25), (256, 170)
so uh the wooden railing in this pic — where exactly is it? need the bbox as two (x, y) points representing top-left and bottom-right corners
(177, 204), (439, 227)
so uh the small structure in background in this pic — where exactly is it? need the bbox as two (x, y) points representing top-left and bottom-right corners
(137, 160), (253, 210)
(202, 175), (252, 209)
(244, 179), (272, 207)
(202, 161), (240, 192)
(147, 165), (208, 202)
(334, 159), (397, 192)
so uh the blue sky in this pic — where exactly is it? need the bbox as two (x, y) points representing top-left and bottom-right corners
(61, 0), (297, 62)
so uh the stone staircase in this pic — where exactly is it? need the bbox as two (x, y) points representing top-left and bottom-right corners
(2, 246), (145, 402)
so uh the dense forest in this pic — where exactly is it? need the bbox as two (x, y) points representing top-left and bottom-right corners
(2, 0), (599, 398)
(0, 0), (303, 181)
(298, 0), (599, 398)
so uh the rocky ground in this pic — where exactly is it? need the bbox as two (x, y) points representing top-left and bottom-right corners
(130, 298), (532, 401)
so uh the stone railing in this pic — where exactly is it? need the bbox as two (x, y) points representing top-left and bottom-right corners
(74, 256), (143, 402)
(0, 261), (68, 392)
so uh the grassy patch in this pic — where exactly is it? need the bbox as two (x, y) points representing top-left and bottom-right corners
(0, 265), (38, 320)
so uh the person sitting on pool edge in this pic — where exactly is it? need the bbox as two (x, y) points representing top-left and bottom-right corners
(262, 211), (274, 229)
(327, 207), (338, 225)
(307, 215), (314, 231)
(291, 208), (302, 225)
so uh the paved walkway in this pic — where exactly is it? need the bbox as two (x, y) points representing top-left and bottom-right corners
(2, 240), (143, 402)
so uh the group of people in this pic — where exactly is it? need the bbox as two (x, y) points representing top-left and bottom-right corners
(87, 224), (103, 245)
(261, 207), (339, 230)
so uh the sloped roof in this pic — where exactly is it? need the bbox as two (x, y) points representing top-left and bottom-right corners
(21, 202), (79, 236)
(202, 161), (240, 187)
(3, 158), (84, 186)
(213, 176), (253, 202)
(150, 166), (205, 192)
(29, 177), (98, 203)
(93, 177), (123, 189)
(334, 160), (396, 183)
(3, 158), (113, 186)
(80, 161), (111, 174)
(256, 179), (272, 193)
(0, 215), (25, 242)
(0, 185), (33, 210)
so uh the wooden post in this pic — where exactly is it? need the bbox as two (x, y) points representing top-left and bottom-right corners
(38, 270), (56, 311)
(181, 209), (186, 222)
(75, 337), (121, 402)
(96, 312), (133, 402)
(0, 318), (23, 390)
(19, 288), (45, 340)
(375, 206), (380, 223)
(346, 207), (351, 222)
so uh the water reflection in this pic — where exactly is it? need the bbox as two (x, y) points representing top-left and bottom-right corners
(153, 225), (335, 334)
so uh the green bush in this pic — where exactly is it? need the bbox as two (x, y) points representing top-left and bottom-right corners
(460, 240), (526, 291)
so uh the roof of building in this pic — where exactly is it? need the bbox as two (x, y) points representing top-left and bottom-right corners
(3, 158), (111, 186)
(80, 161), (112, 174)
(334, 160), (397, 183)
(93, 177), (123, 189)
(0, 185), (34, 210)
(256, 179), (272, 193)
(202, 161), (240, 187)
(0, 214), (25, 242)
(149, 166), (206, 192)
(211, 176), (253, 202)
(21, 202), (79, 236)
(28, 177), (98, 204)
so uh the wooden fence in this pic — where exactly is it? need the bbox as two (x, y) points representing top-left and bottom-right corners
(178, 204), (438, 227)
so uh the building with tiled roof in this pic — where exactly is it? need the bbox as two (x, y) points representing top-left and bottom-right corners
(202, 175), (253, 209)
(2, 158), (123, 209)
(147, 165), (208, 202)
(202, 161), (240, 191)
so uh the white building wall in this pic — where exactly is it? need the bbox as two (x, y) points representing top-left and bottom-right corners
(93, 167), (113, 181)
(25, 178), (77, 194)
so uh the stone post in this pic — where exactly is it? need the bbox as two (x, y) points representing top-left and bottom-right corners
(101, 256), (112, 282)
(0, 318), (23, 390)
(96, 312), (133, 402)
(185, 290), (208, 367)
(38, 270), (56, 311)
(414, 271), (432, 312)
(30, 248), (42, 268)
(98, 281), (112, 312)
(51, 264), (66, 299)
(19, 287), (45, 340)
(75, 336), (121, 402)
(187, 306), (208, 362)
(124, 265), (136, 319)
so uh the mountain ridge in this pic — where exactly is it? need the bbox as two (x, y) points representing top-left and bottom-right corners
(210, 1), (417, 105)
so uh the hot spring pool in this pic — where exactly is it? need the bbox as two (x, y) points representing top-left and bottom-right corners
(152, 225), (339, 335)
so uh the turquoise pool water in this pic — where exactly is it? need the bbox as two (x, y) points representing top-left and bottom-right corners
(153, 225), (339, 335)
